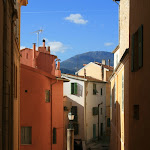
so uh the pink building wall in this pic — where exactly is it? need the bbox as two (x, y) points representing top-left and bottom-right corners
(20, 40), (63, 150)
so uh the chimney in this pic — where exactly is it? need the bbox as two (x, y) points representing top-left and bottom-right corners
(33, 43), (36, 59)
(33, 43), (36, 68)
(43, 39), (45, 47)
(47, 46), (50, 53)
(56, 61), (60, 70)
(102, 59), (106, 65)
(84, 69), (86, 78)
(108, 59), (110, 66)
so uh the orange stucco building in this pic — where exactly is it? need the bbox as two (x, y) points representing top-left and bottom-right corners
(128, 0), (150, 149)
(20, 40), (65, 150)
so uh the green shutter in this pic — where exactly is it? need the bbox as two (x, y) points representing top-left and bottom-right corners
(45, 90), (50, 102)
(93, 124), (96, 139)
(131, 34), (135, 72)
(74, 83), (77, 94)
(138, 25), (143, 68)
(93, 107), (98, 115)
(71, 83), (74, 94)
(93, 84), (96, 95)
(53, 128), (56, 144)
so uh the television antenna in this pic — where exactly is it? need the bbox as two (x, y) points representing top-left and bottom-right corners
(31, 29), (43, 48)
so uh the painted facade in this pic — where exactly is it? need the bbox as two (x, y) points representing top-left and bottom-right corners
(110, 0), (130, 150)
(20, 40), (65, 150)
(0, 0), (28, 150)
(76, 62), (113, 136)
(62, 74), (106, 145)
(128, 0), (150, 149)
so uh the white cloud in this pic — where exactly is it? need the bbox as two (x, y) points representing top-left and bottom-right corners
(64, 14), (88, 24)
(104, 42), (114, 46)
(48, 41), (67, 53)
(43, 38), (68, 54)
(20, 46), (26, 50)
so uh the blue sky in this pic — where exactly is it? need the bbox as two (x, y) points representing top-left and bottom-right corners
(21, 0), (119, 61)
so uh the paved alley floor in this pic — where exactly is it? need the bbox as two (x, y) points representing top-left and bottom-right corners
(86, 137), (110, 150)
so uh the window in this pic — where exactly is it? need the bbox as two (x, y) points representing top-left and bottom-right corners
(71, 106), (78, 122)
(73, 123), (79, 135)
(101, 108), (102, 115)
(71, 83), (77, 95)
(21, 127), (32, 145)
(93, 83), (97, 95)
(114, 81), (116, 108)
(122, 71), (124, 112)
(25, 90), (28, 93)
(107, 118), (110, 127)
(101, 88), (103, 95)
(131, 25), (143, 72)
(53, 128), (56, 144)
(45, 90), (50, 102)
(93, 107), (98, 115)
(133, 105), (139, 120)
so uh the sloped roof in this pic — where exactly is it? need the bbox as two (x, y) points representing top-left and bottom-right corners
(94, 62), (114, 71)
(62, 73), (106, 83)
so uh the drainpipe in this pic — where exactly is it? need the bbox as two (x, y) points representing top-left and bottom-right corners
(98, 102), (103, 140)
(50, 79), (58, 150)
(84, 81), (87, 143)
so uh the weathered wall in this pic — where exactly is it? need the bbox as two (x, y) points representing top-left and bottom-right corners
(20, 66), (64, 150)
(119, 0), (130, 58)
(63, 77), (85, 140)
(78, 63), (102, 80)
(86, 82), (106, 142)
(129, 0), (150, 149)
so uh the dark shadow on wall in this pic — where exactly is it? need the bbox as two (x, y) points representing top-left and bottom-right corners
(110, 86), (121, 150)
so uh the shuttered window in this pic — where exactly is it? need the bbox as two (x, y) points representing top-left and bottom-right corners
(53, 128), (56, 144)
(93, 107), (98, 115)
(45, 90), (50, 102)
(131, 24), (143, 72)
(71, 83), (77, 95)
(73, 123), (79, 135)
(122, 71), (124, 112)
(71, 106), (78, 122)
(21, 127), (32, 145)
(138, 25), (143, 68)
(93, 83), (97, 95)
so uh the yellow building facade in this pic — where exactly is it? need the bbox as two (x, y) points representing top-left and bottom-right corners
(110, 0), (130, 150)
(0, 0), (28, 150)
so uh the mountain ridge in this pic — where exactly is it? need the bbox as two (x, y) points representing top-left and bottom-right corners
(60, 51), (114, 74)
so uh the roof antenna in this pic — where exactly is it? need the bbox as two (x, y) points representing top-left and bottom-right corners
(31, 28), (43, 48)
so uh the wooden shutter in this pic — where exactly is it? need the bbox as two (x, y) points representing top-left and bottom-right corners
(74, 83), (77, 94)
(25, 127), (32, 144)
(45, 90), (50, 102)
(71, 83), (74, 94)
(93, 84), (96, 95)
(53, 128), (56, 144)
(74, 123), (79, 135)
(21, 127), (25, 144)
(93, 107), (98, 115)
(122, 71), (124, 112)
(71, 106), (78, 122)
(131, 34), (135, 72)
(138, 25), (143, 68)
